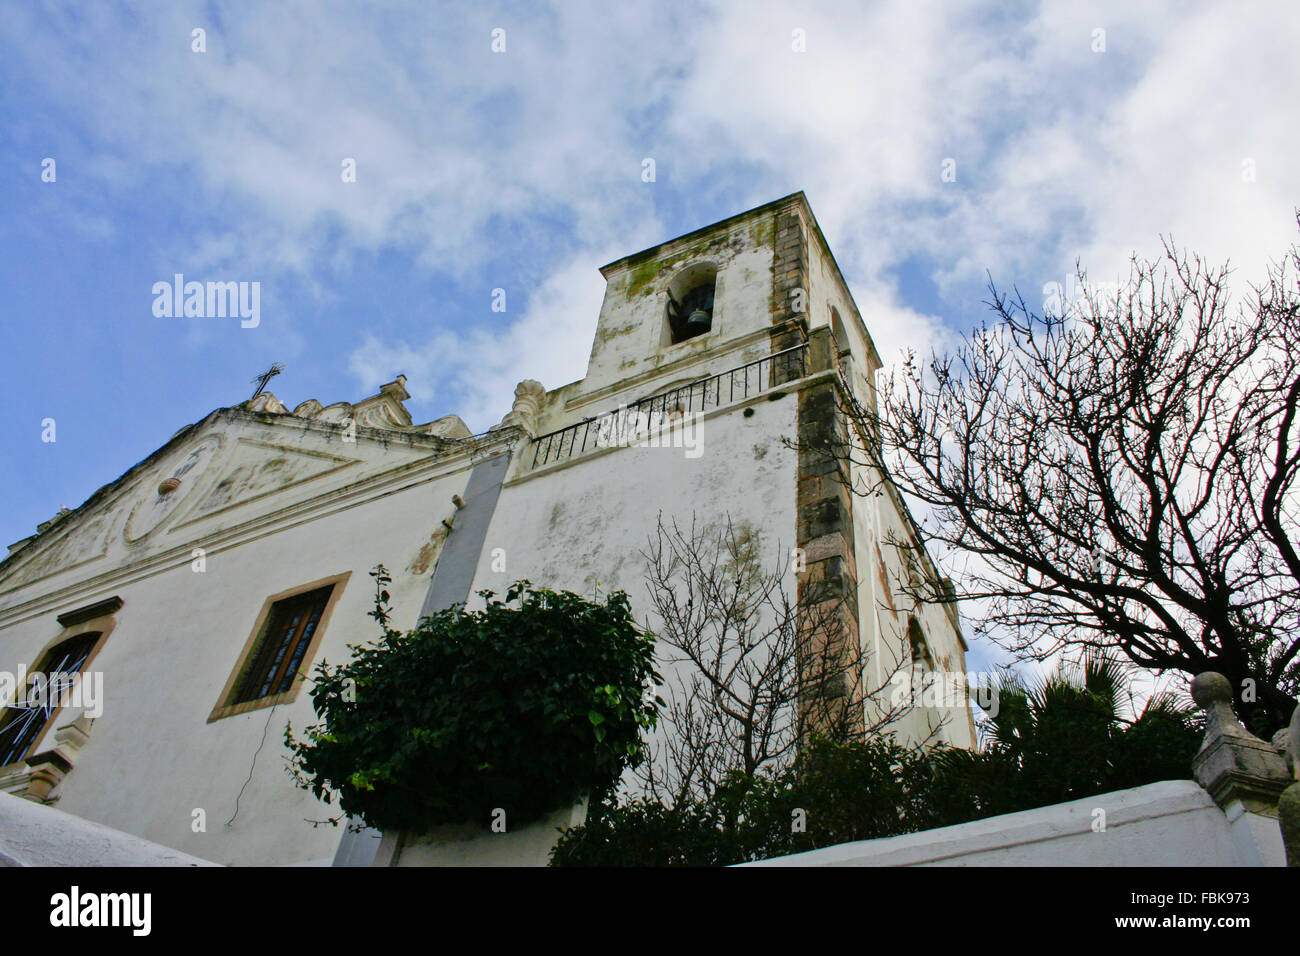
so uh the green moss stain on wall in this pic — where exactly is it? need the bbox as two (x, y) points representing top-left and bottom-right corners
(625, 260), (661, 299)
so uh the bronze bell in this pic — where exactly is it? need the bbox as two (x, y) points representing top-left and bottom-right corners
(684, 307), (711, 335)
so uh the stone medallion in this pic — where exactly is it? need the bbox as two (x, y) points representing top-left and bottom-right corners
(123, 435), (224, 543)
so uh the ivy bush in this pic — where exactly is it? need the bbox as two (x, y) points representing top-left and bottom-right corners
(285, 569), (660, 834)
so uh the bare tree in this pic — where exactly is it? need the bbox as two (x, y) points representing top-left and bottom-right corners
(633, 513), (925, 806)
(835, 229), (1300, 736)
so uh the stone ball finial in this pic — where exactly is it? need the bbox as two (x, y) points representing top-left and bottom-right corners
(1191, 671), (1233, 709)
(1191, 671), (1292, 815)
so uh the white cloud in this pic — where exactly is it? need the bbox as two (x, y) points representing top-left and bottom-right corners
(8, 2), (677, 277)
(666, 0), (1299, 330)
(348, 253), (608, 430)
(11, 0), (1298, 425)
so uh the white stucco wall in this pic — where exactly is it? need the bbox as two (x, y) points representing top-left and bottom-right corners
(0, 415), (479, 866)
(746, 780), (1285, 867)
(0, 790), (219, 867)
(853, 473), (975, 750)
(481, 396), (798, 602)
(390, 799), (587, 867)
(475, 391), (801, 800)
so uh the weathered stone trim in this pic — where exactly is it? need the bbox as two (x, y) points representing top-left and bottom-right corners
(599, 191), (805, 275)
(793, 325), (864, 738)
(55, 596), (123, 629)
(0, 434), (494, 629)
(13, 717), (93, 805)
(763, 200), (864, 735)
(769, 200), (810, 367)
(207, 570), (352, 723)
(1191, 672), (1291, 815)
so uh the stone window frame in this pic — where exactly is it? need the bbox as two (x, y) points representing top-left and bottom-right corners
(208, 571), (350, 723)
(0, 596), (122, 774)
(661, 260), (724, 349)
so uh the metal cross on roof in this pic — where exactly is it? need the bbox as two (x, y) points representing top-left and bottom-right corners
(250, 363), (284, 400)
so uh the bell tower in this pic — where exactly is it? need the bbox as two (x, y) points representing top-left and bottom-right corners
(575, 196), (811, 409)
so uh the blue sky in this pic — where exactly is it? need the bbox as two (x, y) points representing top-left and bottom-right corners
(1, 0), (1297, 675)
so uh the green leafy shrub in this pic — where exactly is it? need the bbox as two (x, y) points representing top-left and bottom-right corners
(550, 737), (939, 866)
(285, 570), (660, 834)
(971, 655), (1202, 816)
(548, 797), (733, 867)
(551, 655), (1201, 866)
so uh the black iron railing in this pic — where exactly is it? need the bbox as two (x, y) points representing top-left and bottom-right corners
(530, 343), (809, 468)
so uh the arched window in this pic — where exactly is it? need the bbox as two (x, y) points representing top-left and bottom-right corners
(830, 307), (850, 359)
(907, 616), (934, 672)
(665, 263), (718, 345)
(0, 632), (100, 767)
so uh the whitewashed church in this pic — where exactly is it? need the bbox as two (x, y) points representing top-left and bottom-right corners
(0, 194), (975, 866)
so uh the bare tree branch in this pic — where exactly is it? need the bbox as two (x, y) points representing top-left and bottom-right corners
(828, 225), (1300, 736)
(633, 512), (927, 805)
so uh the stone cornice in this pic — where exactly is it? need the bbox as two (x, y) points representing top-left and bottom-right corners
(0, 422), (522, 628)
(600, 192), (806, 275)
